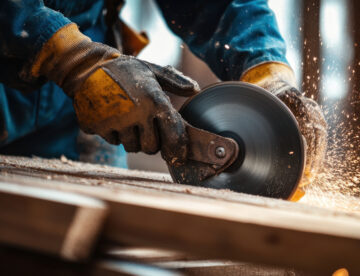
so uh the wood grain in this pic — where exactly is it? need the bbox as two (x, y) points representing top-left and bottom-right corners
(0, 155), (359, 274)
(154, 260), (310, 276)
(1, 155), (359, 214)
(0, 181), (107, 261)
(0, 245), (181, 276)
(101, 245), (311, 276)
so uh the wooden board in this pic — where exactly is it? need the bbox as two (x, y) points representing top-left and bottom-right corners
(101, 245), (312, 276)
(0, 181), (107, 261)
(1, 155), (359, 213)
(0, 155), (359, 274)
(101, 245), (189, 263)
(0, 245), (181, 276)
(154, 260), (310, 276)
(301, 0), (321, 101)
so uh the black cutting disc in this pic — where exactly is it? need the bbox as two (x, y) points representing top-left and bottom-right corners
(172, 82), (305, 199)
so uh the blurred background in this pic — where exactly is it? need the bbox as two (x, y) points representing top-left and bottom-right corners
(122, 0), (360, 191)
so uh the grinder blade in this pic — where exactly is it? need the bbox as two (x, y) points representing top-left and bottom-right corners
(169, 82), (305, 199)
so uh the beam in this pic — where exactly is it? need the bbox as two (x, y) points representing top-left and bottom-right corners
(0, 157), (359, 274)
(301, 0), (321, 101)
(0, 182), (107, 261)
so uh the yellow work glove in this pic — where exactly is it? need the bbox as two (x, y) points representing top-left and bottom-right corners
(31, 24), (200, 166)
(241, 63), (327, 200)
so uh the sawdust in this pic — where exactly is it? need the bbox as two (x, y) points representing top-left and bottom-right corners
(300, 98), (360, 212)
(2, 154), (360, 219)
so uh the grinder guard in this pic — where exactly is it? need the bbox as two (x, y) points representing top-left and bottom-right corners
(167, 82), (305, 200)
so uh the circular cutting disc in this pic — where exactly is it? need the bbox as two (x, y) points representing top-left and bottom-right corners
(170, 82), (305, 199)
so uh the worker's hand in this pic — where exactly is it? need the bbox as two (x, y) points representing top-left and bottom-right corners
(30, 24), (200, 165)
(271, 83), (328, 186)
(241, 63), (327, 188)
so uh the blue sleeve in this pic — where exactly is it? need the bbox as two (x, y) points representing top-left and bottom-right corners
(0, 0), (71, 91)
(155, 0), (288, 81)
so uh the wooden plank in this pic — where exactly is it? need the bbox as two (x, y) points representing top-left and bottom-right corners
(101, 245), (311, 276)
(95, 259), (182, 276)
(0, 245), (181, 276)
(0, 159), (359, 274)
(0, 155), (358, 213)
(349, 0), (360, 97)
(301, 0), (321, 101)
(346, 0), (360, 160)
(101, 245), (188, 263)
(0, 182), (107, 261)
(154, 260), (311, 276)
(100, 188), (360, 275)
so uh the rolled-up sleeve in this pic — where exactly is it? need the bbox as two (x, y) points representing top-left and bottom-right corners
(155, 0), (288, 81)
(0, 0), (71, 91)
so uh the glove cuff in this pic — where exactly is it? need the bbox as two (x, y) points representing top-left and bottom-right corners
(240, 62), (297, 93)
(31, 24), (90, 78)
(31, 23), (121, 97)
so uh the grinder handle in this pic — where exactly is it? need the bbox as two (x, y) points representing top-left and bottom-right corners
(185, 124), (239, 170)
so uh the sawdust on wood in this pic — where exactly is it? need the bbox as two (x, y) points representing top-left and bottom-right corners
(0, 155), (359, 218)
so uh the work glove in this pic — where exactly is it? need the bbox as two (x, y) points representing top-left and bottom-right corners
(241, 63), (327, 200)
(30, 24), (200, 165)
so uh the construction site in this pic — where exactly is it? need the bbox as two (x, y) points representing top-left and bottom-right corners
(0, 0), (360, 275)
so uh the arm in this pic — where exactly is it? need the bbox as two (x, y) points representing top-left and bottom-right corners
(0, 0), (71, 147)
(155, 0), (288, 81)
(156, 0), (327, 198)
(0, 0), (71, 91)
(29, 23), (200, 164)
(0, 1), (200, 165)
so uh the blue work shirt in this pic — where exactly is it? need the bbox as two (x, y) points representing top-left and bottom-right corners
(0, 0), (288, 165)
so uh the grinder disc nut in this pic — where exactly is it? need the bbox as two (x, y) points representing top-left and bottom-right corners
(215, 146), (226, 158)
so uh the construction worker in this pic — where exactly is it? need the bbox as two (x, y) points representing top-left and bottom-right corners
(0, 1), (326, 186)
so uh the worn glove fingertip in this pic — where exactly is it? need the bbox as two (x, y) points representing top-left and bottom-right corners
(162, 145), (188, 167)
(143, 61), (200, 97)
(158, 117), (189, 166)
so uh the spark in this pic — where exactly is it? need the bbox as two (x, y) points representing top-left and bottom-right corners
(301, 96), (360, 213)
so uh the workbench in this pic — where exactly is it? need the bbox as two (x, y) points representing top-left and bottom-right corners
(0, 155), (358, 275)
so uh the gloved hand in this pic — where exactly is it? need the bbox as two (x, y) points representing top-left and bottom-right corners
(241, 63), (327, 195)
(30, 24), (200, 165)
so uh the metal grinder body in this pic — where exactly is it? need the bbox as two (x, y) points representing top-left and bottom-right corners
(167, 82), (305, 200)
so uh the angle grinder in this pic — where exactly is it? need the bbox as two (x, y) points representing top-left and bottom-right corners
(167, 82), (305, 199)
